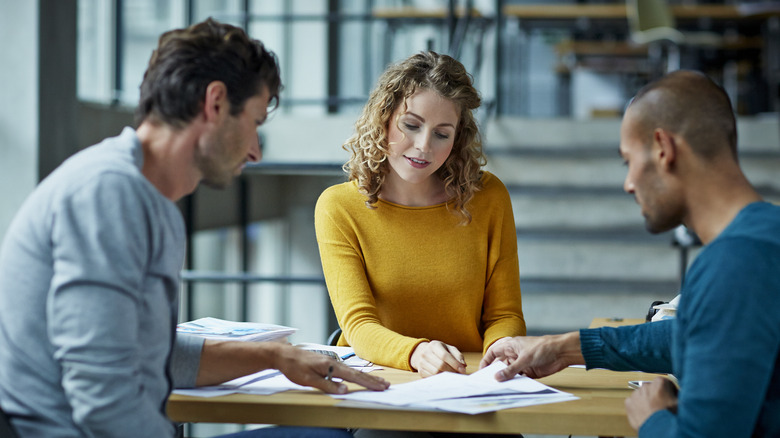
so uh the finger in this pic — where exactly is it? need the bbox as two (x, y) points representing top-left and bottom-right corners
(444, 344), (467, 373)
(430, 352), (464, 375)
(445, 344), (466, 365)
(297, 363), (348, 394)
(480, 349), (498, 369)
(315, 377), (349, 394)
(427, 342), (465, 374)
(416, 354), (455, 377)
(495, 357), (526, 382)
(332, 364), (389, 391)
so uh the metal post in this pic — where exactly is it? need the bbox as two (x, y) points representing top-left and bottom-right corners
(113, 0), (123, 105)
(327, 0), (341, 113)
(239, 177), (250, 322)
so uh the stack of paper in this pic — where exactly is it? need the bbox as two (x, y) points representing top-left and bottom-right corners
(333, 361), (577, 415)
(172, 344), (576, 415)
(176, 317), (296, 342)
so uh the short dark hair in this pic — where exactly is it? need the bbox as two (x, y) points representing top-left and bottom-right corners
(135, 18), (282, 127)
(629, 70), (737, 159)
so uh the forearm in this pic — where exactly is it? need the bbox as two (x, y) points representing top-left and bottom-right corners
(483, 315), (526, 352)
(196, 339), (284, 387)
(551, 331), (586, 366)
(347, 320), (427, 370)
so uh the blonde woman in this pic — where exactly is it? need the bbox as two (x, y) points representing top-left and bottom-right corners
(315, 51), (525, 378)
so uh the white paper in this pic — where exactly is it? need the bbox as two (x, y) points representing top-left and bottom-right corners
(414, 393), (578, 415)
(333, 362), (577, 414)
(173, 348), (381, 398)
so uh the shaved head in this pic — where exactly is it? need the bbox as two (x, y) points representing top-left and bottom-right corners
(626, 70), (737, 160)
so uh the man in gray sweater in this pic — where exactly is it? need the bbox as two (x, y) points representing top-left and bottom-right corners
(0, 18), (387, 438)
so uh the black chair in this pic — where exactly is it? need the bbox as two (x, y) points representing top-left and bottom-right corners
(0, 405), (19, 438)
(327, 327), (342, 347)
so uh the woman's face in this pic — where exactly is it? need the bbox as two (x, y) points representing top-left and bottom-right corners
(385, 89), (459, 190)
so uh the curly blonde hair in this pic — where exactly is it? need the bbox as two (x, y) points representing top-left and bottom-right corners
(343, 51), (486, 224)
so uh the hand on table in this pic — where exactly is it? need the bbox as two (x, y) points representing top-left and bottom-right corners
(625, 376), (678, 430)
(410, 340), (467, 377)
(479, 332), (584, 381)
(274, 345), (390, 394)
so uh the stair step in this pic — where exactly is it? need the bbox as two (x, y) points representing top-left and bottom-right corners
(520, 277), (679, 294)
(516, 226), (670, 243)
(520, 277), (680, 334)
(517, 238), (695, 281)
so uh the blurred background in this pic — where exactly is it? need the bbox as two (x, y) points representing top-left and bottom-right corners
(1, 1), (779, 436)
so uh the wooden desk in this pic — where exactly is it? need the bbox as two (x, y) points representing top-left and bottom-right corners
(167, 352), (660, 436)
(590, 317), (645, 328)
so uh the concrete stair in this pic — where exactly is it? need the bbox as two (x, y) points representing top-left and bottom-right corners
(482, 117), (780, 334)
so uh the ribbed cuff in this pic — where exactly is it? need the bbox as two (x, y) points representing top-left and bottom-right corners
(639, 408), (675, 438)
(170, 334), (205, 388)
(579, 328), (607, 369)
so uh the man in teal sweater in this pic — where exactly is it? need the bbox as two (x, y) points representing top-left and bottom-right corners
(482, 71), (779, 437)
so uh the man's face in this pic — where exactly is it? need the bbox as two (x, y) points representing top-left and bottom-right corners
(619, 110), (682, 234)
(196, 86), (269, 189)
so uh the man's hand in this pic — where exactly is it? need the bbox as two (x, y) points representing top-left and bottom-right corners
(479, 332), (584, 381)
(410, 340), (467, 377)
(195, 340), (388, 394)
(625, 376), (678, 430)
(272, 346), (389, 394)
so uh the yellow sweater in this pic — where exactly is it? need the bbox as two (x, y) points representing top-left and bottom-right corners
(314, 172), (526, 370)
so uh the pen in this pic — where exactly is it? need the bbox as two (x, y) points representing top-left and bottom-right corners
(325, 365), (334, 382)
(340, 352), (356, 361)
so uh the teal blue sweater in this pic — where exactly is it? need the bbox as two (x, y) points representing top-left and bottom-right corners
(581, 202), (780, 437)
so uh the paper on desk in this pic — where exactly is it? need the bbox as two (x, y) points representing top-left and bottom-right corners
(174, 369), (313, 398)
(332, 361), (577, 414)
(173, 347), (381, 398)
(412, 392), (578, 415)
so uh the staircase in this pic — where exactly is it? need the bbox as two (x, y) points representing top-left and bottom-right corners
(483, 117), (780, 335)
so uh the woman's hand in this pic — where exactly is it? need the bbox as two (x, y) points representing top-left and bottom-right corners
(410, 340), (467, 377)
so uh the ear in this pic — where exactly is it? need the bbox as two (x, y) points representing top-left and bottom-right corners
(652, 128), (677, 171)
(202, 81), (229, 123)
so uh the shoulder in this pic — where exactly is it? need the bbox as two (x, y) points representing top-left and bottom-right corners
(317, 180), (360, 207)
(315, 180), (365, 218)
(700, 202), (780, 273)
(42, 135), (165, 221)
(684, 212), (780, 312)
(680, 205), (780, 339)
(473, 171), (512, 204)
(45, 129), (143, 194)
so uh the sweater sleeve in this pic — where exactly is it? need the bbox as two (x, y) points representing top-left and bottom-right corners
(314, 188), (427, 370)
(171, 334), (205, 389)
(580, 321), (674, 373)
(48, 173), (176, 437)
(480, 176), (526, 351)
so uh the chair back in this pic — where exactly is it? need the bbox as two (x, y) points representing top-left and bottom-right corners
(0, 405), (19, 438)
(327, 328), (342, 347)
(626, 0), (684, 44)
